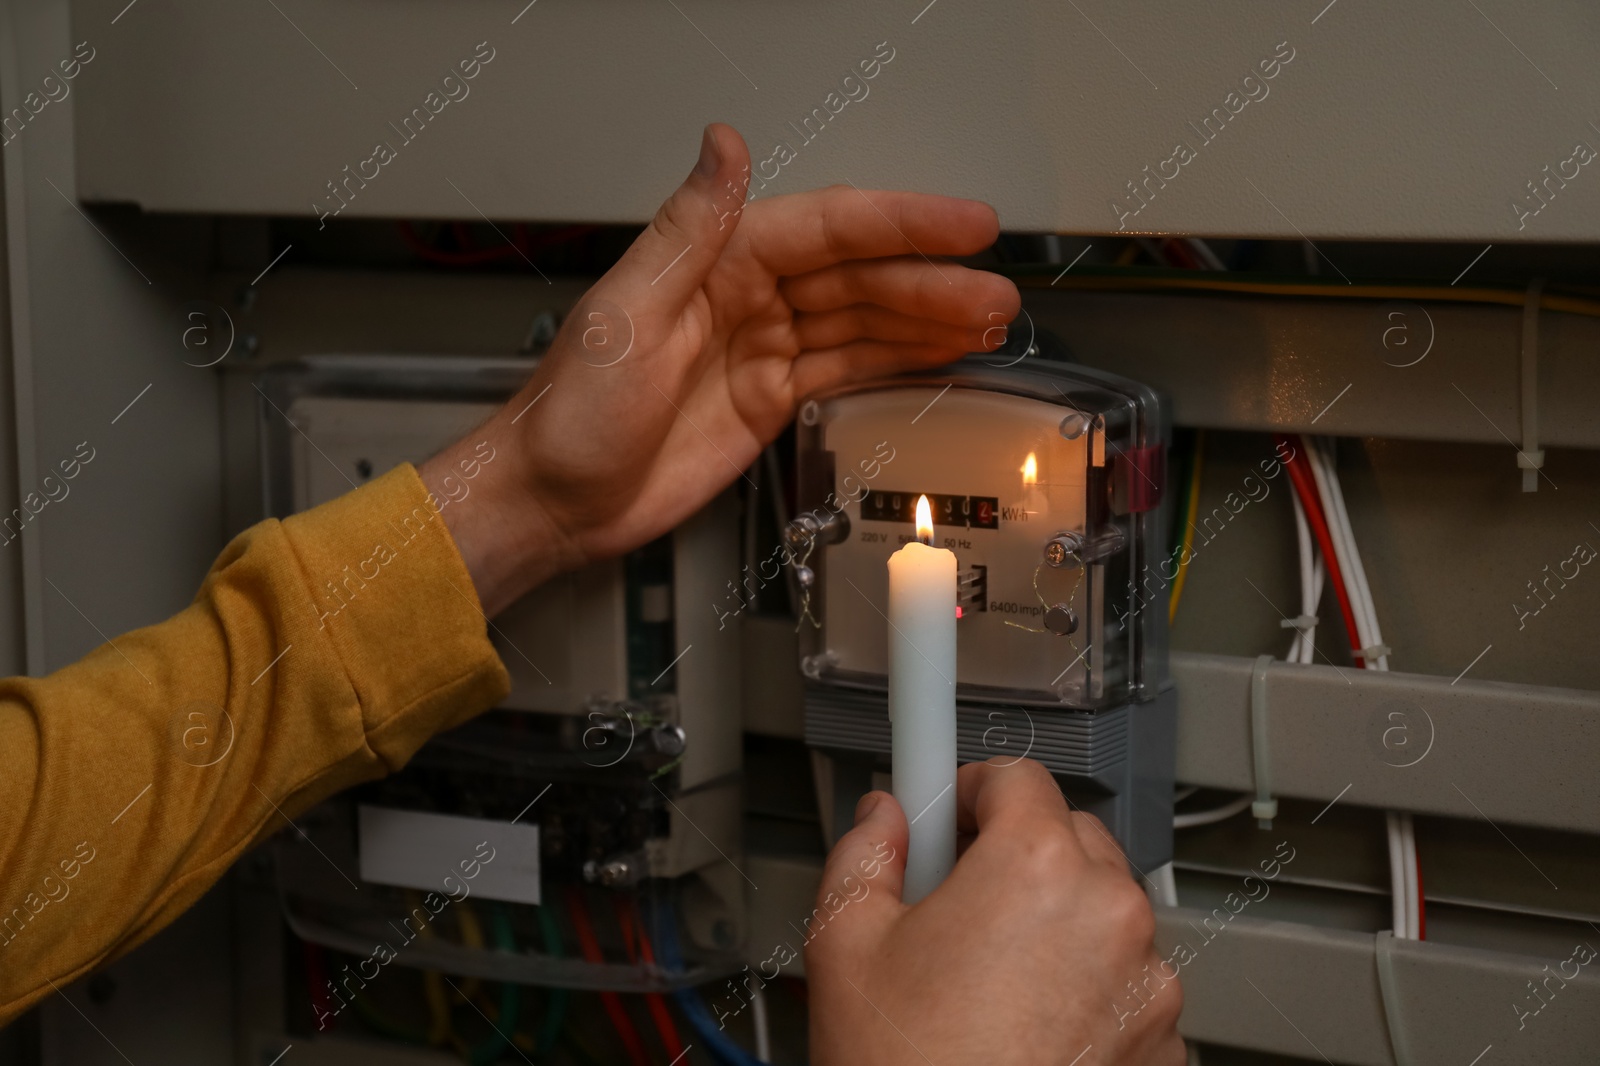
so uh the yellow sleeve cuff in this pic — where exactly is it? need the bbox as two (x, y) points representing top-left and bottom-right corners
(279, 462), (511, 770)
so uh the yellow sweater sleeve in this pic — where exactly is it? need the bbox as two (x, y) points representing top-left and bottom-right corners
(0, 463), (511, 1023)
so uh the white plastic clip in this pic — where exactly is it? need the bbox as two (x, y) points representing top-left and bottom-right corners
(1357, 643), (1393, 662)
(1519, 279), (1545, 493)
(1279, 614), (1318, 632)
(1249, 654), (1278, 829)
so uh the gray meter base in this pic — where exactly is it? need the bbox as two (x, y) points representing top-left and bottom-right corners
(806, 684), (1176, 874)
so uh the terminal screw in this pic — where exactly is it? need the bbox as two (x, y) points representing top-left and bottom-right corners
(1044, 533), (1082, 567)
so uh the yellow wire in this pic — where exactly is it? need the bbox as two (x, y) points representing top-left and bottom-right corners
(1016, 273), (1600, 319)
(455, 900), (484, 1002)
(1169, 431), (1204, 624)
(402, 891), (456, 1048)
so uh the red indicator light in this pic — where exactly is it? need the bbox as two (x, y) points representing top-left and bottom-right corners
(955, 606), (964, 619)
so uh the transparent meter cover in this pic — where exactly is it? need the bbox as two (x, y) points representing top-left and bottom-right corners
(791, 356), (1169, 711)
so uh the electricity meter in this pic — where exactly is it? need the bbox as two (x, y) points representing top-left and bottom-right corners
(794, 350), (1176, 870)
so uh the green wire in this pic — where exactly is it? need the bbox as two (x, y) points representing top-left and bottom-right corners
(469, 906), (522, 1066)
(535, 904), (571, 1057)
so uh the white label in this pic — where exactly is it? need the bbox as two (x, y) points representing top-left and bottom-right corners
(358, 805), (541, 905)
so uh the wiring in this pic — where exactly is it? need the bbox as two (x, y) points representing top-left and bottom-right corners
(1276, 436), (1363, 659)
(1286, 492), (1325, 664)
(1384, 812), (1408, 940)
(1168, 430), (1204, 624)
(1298, 437), (1423, 941)
(615, 896), (687, 1062)
(749, 984), (773, 1063)
(462, 906), (523, 1066)
(1172, 794), (1254, 829)
(653, 900), (769, 1066)
(1148, 862), (1179, 907)
(534, 905), (572, 1057)
(398, 889), (456, 1048)
(1185, 238), (1227, 271)
(1305, 439), (1387, 669)
(303, 942), (338, 1034)
(566, 887), (653, 1066)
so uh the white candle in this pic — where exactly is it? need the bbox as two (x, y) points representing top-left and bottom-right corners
(887, 494), (958, 904)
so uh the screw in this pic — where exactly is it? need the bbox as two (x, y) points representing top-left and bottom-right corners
(1044, 533), (1081, 567)
(1060, 412), (1091, 440)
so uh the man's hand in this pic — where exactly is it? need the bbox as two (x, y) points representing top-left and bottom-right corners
(420, 122), (1019, 615)
(806, 758), (1186, 1066)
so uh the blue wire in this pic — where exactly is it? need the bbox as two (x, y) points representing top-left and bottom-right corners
(653, 900), (768, 1066)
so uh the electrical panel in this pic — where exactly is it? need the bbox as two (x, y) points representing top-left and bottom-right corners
(257, 355), (749, 1008)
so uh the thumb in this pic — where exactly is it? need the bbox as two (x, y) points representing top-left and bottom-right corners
(608, 122), (751, 319)
(813, 791), (909, 935)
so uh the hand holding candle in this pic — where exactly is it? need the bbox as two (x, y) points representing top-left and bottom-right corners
(887, 494), (958, 904)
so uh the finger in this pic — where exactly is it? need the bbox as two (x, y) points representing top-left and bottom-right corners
(743, 186), (1000, 278)
(953, 758), (1074, 838)
(780, 257), (1020, 326)
(813, 790), (909, 924)
(793, 305), (1002, 352)
(1069, 809), (1135, 876)
(604, 122), (753, 320)
(789, 340), (970, 398)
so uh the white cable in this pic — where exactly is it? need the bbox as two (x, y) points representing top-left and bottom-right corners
(1289, 492), (1316, 664)
(750, 982), (772, 1063)
(1187, 237), (1227, 271)
(1401, 813), (1414, 941)
(1314, 437), (1389, 670)
(1173, 794), (1253, 829)
(1304, 439), (1373, 660)
(1148, 862), (1179, 907)
(1307, 554), (1325, 665)
(1312, 439), (1417, 938)
(1385, 811), (1407, 936)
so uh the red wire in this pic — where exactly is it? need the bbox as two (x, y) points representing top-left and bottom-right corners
(1276, 435), (1364, 665)
(565, 887), (652, 1066)
(1282, 437), (1425, 935)
(1162, 238), (1200, 270)
(303, 942), (337, 1031)
(623, 898), (688, 1061)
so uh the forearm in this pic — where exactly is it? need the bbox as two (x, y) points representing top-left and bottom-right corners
(0, 463), (509, 1024)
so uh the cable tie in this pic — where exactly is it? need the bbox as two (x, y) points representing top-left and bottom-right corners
(1357, 643), (1392, 661)
(1278, 614), (1318, 631)
(1249, 654), (1278, 829)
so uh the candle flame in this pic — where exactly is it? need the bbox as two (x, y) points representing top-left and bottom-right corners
(1022, 452), (1038, 486)
(915, 494), (933, 545)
